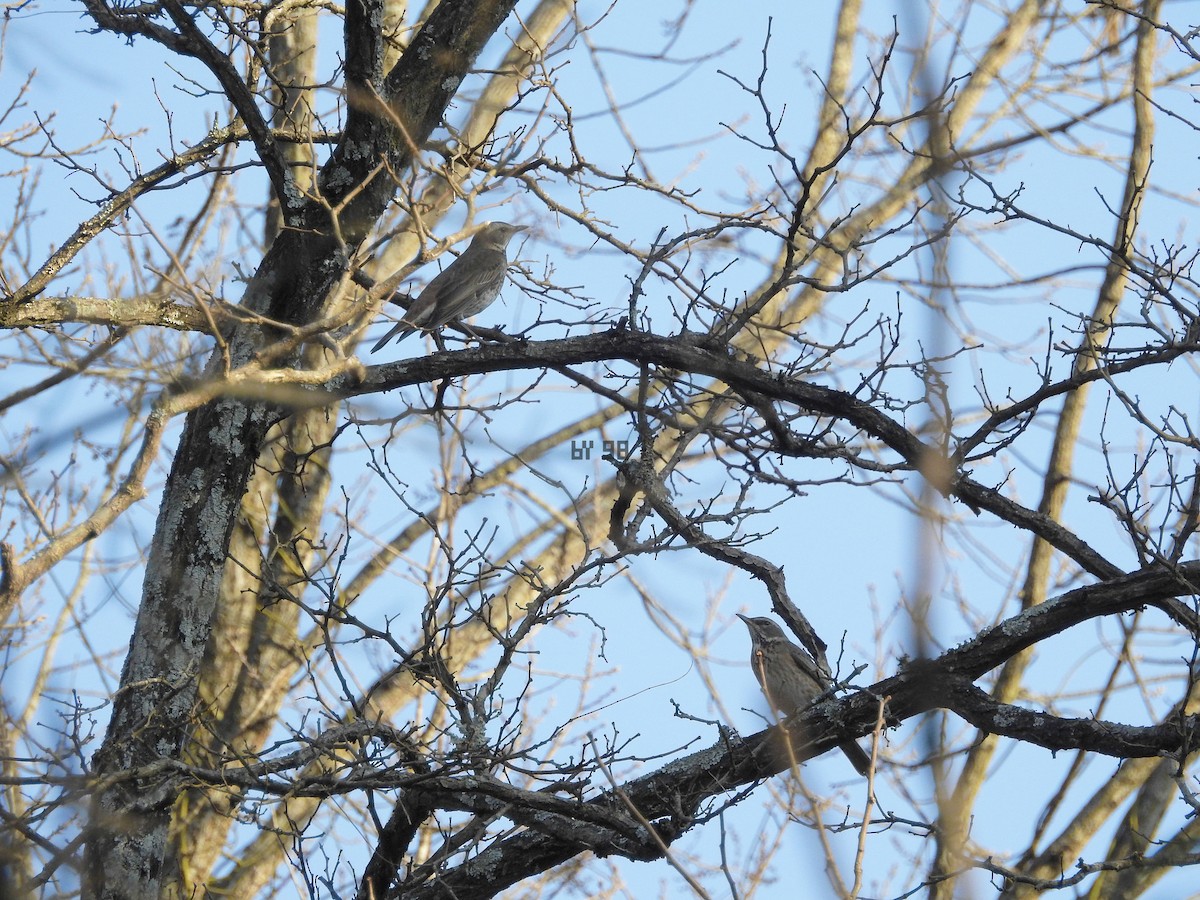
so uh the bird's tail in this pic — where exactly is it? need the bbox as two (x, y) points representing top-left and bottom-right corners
(371, 323), (415, 353)
(840, 739), (872, 776)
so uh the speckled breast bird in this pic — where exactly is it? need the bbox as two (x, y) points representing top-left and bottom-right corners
(371, 222), (527, 352)
(737, 613), (871, 775)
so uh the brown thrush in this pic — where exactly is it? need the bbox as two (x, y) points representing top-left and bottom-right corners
(737, 613), (871, 775)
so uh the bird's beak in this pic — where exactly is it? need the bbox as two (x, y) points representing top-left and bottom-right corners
(735, 613), (750, 625)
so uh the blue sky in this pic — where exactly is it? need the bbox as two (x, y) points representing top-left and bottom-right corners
(5, 1), (1200, 897)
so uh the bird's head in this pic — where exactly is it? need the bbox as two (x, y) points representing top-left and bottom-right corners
(477, 221), (528, 248)
(736, 613), (788, 646)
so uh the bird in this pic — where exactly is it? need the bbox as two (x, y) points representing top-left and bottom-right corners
(371, 222), (527, 352)
(737, 613), (872, 775)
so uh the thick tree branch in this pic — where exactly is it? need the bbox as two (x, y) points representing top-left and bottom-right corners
(2, 293), (216, 333)
(942, 678), (1198, 759)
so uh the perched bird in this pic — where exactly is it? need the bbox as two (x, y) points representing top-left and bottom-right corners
(737, 613), (871, 775)
(371, 222), (527, 352)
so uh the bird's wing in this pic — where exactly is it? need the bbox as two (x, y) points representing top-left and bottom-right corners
(432, 248), (509, 323)
(787, 643), (830, 687)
